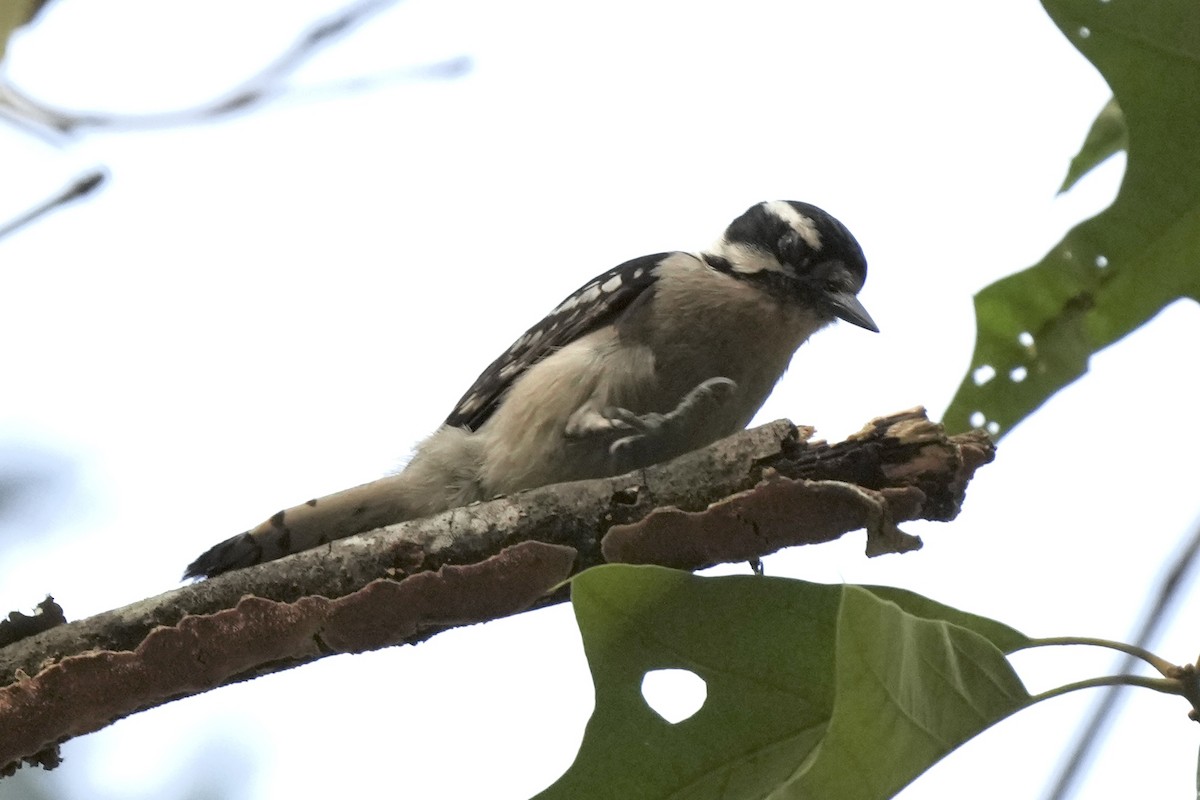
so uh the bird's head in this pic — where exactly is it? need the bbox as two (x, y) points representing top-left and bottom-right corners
(707, 200), (878, 333)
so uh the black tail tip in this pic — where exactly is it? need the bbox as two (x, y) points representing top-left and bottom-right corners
(182, 532), (262, 581)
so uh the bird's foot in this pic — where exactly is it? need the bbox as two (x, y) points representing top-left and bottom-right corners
(605, 377), (738, 468)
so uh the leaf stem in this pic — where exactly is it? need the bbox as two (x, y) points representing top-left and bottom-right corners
(1015, 635), (1177, 676)
(1032, 674), (1182, 705)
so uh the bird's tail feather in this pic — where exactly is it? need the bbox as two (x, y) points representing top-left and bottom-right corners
(183, 426), (485, 580)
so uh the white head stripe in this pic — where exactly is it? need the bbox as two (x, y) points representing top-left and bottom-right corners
(719, 240), (787, 274)
(764, 201), (822, 250)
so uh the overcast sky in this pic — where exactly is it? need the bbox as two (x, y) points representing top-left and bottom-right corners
(3, 1), (1200, 798)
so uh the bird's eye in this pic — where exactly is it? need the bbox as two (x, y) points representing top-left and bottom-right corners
(824, 280), (840, 294)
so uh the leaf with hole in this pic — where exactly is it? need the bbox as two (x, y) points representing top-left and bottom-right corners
(944, 0), (1200, 437)
(535, 566), (1032, 800)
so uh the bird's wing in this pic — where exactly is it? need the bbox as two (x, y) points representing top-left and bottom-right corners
(444, 252), (671, 431)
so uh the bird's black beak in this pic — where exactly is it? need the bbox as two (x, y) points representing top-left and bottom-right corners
(825, 291), (879, 333)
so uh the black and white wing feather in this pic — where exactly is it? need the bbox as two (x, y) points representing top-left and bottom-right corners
(445, 252), (667, 431)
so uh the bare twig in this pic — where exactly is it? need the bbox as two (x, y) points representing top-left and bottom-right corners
(0, 168), (105, 240)
(0, 0), (469, 245)
(0, 0), (469, 140)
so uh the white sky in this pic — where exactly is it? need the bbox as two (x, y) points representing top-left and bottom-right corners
(3, 0), (1199, 798)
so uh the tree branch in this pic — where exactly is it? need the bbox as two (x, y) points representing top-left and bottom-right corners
(0, 407), (993, 775)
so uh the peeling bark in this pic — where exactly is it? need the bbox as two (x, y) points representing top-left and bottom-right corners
(0, 408), (993, 774)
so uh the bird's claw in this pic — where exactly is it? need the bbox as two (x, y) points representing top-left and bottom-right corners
(605, 377), (738, 465)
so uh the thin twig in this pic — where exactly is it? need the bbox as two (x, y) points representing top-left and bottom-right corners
(1042, 512), (1200, 800)
(0, 0), (468, 138)
(0, 169), (106, 241)
(0, 0), (469, 244)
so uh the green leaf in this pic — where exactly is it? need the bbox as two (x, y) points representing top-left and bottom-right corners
(861, 584), (1029, 654)
(943, 0), (1200, 437)
(788, 586), (1031, 799)
(1058, 97), (1126, 194)
(536, 566), (1032, 800)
